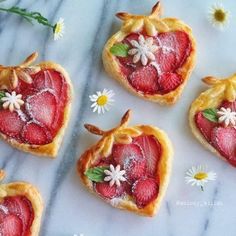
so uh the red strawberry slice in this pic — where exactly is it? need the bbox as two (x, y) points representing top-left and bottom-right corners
(132, 177), (159, 208)
(211, 127), (236, 166)
(0, 110), (25, 139)
(219, 100), (236, 112)
(112, 143), (144, 166)
(34, 70), (64, 99)
(128, 65), (159, 94)
(33, 70), (53, 92)
(0, 215), (23, 236)
(26, 90), (57, 129)
(195, 112), (217, 142)
(3, 196), (34, 235)
(124, 157), (147, 182)
(158, 31), (191, 68)
(21, 122), (52, 145)
(158, 72), (182, 94)
(134, 135), (162, 176)
(95, 182), (124, 199)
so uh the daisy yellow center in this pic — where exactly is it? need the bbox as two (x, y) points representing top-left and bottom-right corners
(214, 9), (226, 22)
(55, 23), (62, 34)
(194, 172), (208, 180)
(97, 95), (108, 106)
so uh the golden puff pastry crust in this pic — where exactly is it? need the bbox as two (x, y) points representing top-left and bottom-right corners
(77, 110), (173, 217)
(102, 2), (196, 105)
(0, 52), (73, 158)
(189, 74), (236, 163)
(0, 170), (43, 236)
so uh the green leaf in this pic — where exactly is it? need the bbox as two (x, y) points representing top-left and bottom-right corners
(85, 166), (109, 182)
(202, 108), (218, 123)
(0, 91), (5, 103)
(110, 43), (129, 57)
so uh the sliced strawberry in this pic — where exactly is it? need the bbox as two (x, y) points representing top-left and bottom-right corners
(21, 122), (52, 145)
(195, 112), (217, 142)
(154, 48), (177, 73)
(33, 70), (53, 91)
(124, 157), (147, 182)
(134, 135), (162, 176)
(26, 90), (57, 129)
(0, 110), (25, 139)
(3, 196), (34, 235)
(158, 31), (191, 68)
(95, 182), (124, 199)
(219, 100), (236, 112)
(0, 215), (23, 236)
(132, 177), (159, 208)
(158, 72), (182, 94)
(211, 127), (236, 166)
(112, 143), (144, 166)
(128, 65), (159, 94)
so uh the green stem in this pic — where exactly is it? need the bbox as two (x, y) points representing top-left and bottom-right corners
(0, 6), (54, 28)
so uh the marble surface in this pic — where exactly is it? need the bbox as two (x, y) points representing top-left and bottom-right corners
(0, 0), (236, 235)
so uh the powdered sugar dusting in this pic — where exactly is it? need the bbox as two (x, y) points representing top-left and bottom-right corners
(0, 205), (8, 214)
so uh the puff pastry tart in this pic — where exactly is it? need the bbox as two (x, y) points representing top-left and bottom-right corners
(0, 52), (72, 158)
(103, 1), (196, 105)
(189, 74), (236, 167)
(0, 170), (43, 235)
(77, 110), (173, 216)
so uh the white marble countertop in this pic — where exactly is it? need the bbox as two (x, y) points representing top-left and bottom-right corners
(0, 0), (236, 235)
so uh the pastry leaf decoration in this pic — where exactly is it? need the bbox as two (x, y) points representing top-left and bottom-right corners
(85, 166), (109, 182)
(203, 108), (218, 123)
(85, 110), (143, 157)
(110, 43), (129, 57)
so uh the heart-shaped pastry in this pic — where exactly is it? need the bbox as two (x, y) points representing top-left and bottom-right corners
(189, 74), (236, 167)
(0, 52), (72, 158)
(77, 110), (173, 216)
(103, 1), (196, 105)
(0, 170), (43, 235)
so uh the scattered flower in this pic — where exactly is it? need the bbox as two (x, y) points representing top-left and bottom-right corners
(53, 17), (65, 40)
(89, 89), (115, 114)
(0, 5), (65, 40)
(185, 165), (216, 191)
(128, 35), (158, 66)
(104, 164), (126, 187)
(208, 3), (230, 29)
(217, 107), (236, 127)
(1, 91), (24, 112)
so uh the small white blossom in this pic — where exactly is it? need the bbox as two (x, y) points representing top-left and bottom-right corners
(217, 107), (236, 127)
(128, 35), (158, 66)
(53, 17), (65, 40)
(89, 89), (115, 114)
(185, 165), (216, 191)
(104, 164), (126, 187)
(1, 91), (24, 112)
(208, 3), (230, 30)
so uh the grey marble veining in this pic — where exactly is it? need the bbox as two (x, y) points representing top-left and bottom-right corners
(1, 0), (236, 235)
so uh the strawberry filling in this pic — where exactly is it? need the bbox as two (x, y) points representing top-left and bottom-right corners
(0, 195), (34, 236)
(0, 69), (69, 145)
(195, 100), (236, 167)
(94, 135), (162, 208)
(117, 31), (191, 95)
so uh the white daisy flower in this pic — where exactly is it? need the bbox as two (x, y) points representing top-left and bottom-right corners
(1, 91), (24, 112)
(128, 35), (158, 66)
(217, 107), (236, 127)
(208, 3), (230, 30)
(104, 164), (126, 187)
(185, 165), (216, 191)
(89, 89), (115, 114)
(53, 17), (65, 40)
